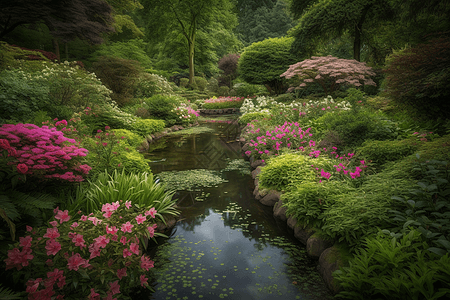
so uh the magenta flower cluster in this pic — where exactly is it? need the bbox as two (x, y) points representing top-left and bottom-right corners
(204, 96), (245, 104)
(242, 121), (367, 181)
(0, 123), (91, 182)
(5, 201), (158, 300)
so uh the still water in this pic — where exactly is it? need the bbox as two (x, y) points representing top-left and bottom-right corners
(145, 117), (333, 300)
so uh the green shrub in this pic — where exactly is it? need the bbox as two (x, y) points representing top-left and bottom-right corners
(356, 138), (419, 168)
(76, 103), (138, 133)
(90, 39), (153, 68)
(130, 119), (165, 136)
(283, 180), (356, 228)
(92, 56), (143, 107)
(231, 82), (267, 97)
(180, 78), (189, 88)
(206, 77), (219, 93)
(110, 129), (144, 148)
(238, 112), (271, 125)
(134, 72), (174, 98)
(334, 230), (450, 300)
(259, 153), (325, 192)
(383, 36), (450, 120)
(218, 86), (229, 96)
(315, 109), (398, 150)
(194, 76), (208, 91)
(144, 94), (185, 125)
(110, 150), (152, 175)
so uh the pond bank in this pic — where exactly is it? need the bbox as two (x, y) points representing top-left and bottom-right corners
(240, 138), (347, 295)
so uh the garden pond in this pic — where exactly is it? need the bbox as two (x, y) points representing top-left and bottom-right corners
(143, 117), (333, 300)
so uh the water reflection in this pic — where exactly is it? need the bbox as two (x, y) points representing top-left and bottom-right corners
(147, 119), (332, 300)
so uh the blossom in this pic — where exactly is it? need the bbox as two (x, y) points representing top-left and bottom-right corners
(43, 227), (60, 239)
(140, 256), (154, 271)
(89, 288), (100, 300)
(130, 243), (139, 255)
(121, 221), (134, 233)
(140, 275), (148, 287)
(45, 239), (61, 256)
(67, 253), (88, 271)
(106, 225), (118, 235)
(72, 234), (86, 248)
(88, 216), (102, 226)
(120, 236), (127, 245)
(19, 236), (33, 248)
(125, 200), (132, 209)
(16, 163), (28, 174)
(135, 214), (146, 224)
(123, 248), (132, 258)
(26, 225), (33, 232)
(147, 224), (157, 238)
(93, 235), (110, 249)
(117, 267), (127, 279)
(55, 209), (70, 224)
(109, 280), (120, 295)
(145, 207), (157, 218)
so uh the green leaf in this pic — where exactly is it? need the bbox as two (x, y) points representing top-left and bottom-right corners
(428, 247), (447, 256)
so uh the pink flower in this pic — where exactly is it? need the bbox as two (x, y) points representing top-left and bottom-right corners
(140, 275), (148, 287)
(80, 215), (87, 221)
(88, 217), (102, 226)
(135, 214), (146, 224)
(67, 253), (88, 271)
(89, 288), (100, 300)
(26, 225), (33, 232)
(360, 160), (365, 165)
(55, 210), (70, 224)
(125, 200), (132, 209)
(130, 243), (140, 255)
(147, 224), (157, 238)
(43, 227), (60, 239)
(72, 234), (86, 248)
(106, 225), (118, 235)
(123, 248), (132, 258)
(45, 239), (61, 256)
(16, 163), (28, 174)
(93, 235), (110, 249)
(26, 278), (42, 293)
(121, 221), (134, 233)
(120, 236), (127, 245)
(117, 267), (127, 279)
(49, 221), (58, 227)
(140, 256), (154, 271)
(19, 236), (32, 248)
(109, 280), (120, 295)
(145, 207), (157, 218)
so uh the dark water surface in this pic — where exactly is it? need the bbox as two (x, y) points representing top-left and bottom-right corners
(145, 118), (333, 300)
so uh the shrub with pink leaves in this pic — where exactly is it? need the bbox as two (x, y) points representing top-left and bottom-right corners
(0, 123), (91, 182)
(281, 55), (376, 95)
(4, 202), (161, 299)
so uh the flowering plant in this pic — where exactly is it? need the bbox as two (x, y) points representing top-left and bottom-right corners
(170, 102), (199, 125)
(4, 201), (162, 299)
(201, 96), (246, 109)
(0, 123), (91, 183)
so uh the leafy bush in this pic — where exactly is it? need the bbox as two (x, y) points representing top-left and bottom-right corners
(230, 82), (267, 97)
(76, 104), (138, 134)
(134, 73), (174, 98)
(179, 78), (189, 88)
(130, 119), (165, 136)
(238, 36), (297, 94)
(110, 129), (144, 149)
(194, 76), (208, 91)
(281, 55), (376, 95)
(92, 56), (143, 107)
(259, 153), (318, 192)
(78, 169), (179, 219)
(383, 36), (450, 120)
(238, 112), (271, 125)
(334, 230), (450, 300)
(283, 180), (356, 228)
(218, 53), (239, 87)
(90, 39), (153, 68)
(217, 86), (229, 96)
(143, 94), (185, 126)
(356, 138), (418, 168)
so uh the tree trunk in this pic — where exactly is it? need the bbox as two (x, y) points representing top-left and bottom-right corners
(353, 5), (371, 62)
(188, 40), (195, 85)
(52, 38), (60, 62)
(65, 42), (69, 61)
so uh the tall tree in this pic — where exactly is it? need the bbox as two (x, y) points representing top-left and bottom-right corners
(290, 0), (394, 62)
(236, 0), (294, 46)
(141, 0), (237, 84)
(0, 0), (114, 60)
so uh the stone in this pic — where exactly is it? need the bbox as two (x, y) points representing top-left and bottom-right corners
(306, 233), (334, 258)
(251, 166), (263, 179)
(294, 224), (316, 246)
(259, 190), (281, 207)
(287, 216), (297, 230)
(250, 159), (265, 169)
(273, 200), (288, 222)
(242, 143), (249, 152)
(318, 245), (346, 295)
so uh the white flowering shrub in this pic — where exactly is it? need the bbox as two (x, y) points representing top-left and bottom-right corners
(135, 73), (175, 98)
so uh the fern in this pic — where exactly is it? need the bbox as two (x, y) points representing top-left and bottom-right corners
(0, 284), (23, 299)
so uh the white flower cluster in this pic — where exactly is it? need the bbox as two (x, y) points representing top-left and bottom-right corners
(240, 96), (276, 115)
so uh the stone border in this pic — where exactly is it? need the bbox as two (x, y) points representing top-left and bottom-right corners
(241, 140), (345, 295)
(199, 108), (240, 115)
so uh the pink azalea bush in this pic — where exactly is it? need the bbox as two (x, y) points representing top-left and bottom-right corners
(0, 123), (91, 182)
(4, 201), (160, 299)
(280, 55), (376, 95)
